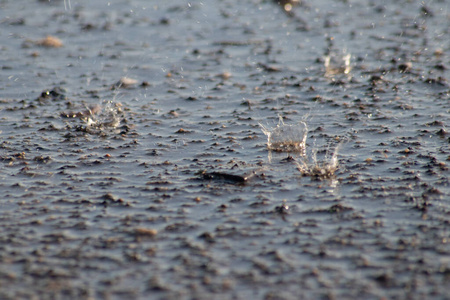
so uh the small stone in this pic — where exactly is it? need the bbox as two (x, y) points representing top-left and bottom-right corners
(176, 128), (190, 133)
(36, 35), (63, 48)
(217, 71), (232, 80)
(133, 228), (158, 237)
(113, 77), (139, 89)
(398, 62), (412, 73)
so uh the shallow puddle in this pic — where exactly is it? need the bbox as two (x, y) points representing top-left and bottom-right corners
(1, 1), (449, 299)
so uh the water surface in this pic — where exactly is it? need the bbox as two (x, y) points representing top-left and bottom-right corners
(1, 1), (449, 299)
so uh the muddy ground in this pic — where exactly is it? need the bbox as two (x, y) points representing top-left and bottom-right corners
(0, 0), (449, 299)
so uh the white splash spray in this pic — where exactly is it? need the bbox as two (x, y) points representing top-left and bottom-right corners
(296, 143), (341, 179)
(260, 116), (308, 153)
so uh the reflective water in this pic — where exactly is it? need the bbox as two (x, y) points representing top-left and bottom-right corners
(1, 1), (449, 299)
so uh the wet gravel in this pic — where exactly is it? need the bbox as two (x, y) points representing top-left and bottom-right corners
(1, 1), (449, 299)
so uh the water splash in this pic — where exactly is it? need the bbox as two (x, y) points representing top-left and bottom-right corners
(85, 101), (123, 131)
(296, 143), (341, 180)
(260, 116), (308, 153)
(324, 52), (351, 77)
(64, 0), (71, 11)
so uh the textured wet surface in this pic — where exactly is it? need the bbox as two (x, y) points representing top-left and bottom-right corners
(1, 1), (450, 299)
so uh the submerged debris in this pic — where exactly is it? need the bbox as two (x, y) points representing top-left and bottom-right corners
(274, 202), (290, 215)
(198, 170), (256, 184)
(36, 87), (67, 102)
(260, 116), (308, 153)
(273, 0), (301, 15)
